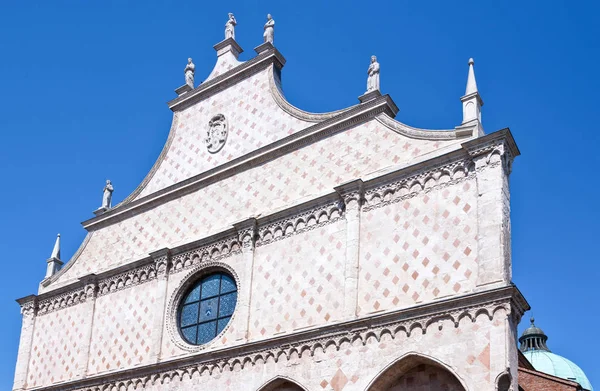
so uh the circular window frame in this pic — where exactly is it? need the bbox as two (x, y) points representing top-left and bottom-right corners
(166, 262), (240, 352)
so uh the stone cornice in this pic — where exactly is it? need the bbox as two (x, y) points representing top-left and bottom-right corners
(167, 46), (286, 112)
(376, 113), (470, 140)
(29, 285), (529, 391)
(462, 128), (520, 160)
(267, 67), (355, 123)
(80, 94), (398, 232)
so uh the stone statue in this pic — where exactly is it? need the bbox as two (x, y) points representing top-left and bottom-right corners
(225, 13), (237, 40)
(102, 180), (114, 209)
(184, 58), (195, 89)
(263, 14), (275, 44)
(366, 55), (380, 92)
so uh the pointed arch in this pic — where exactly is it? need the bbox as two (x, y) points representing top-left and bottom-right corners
(257, 376), (308, 391)
(366, 352), (468, 391)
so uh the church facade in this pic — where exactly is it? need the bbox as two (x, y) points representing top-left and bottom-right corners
(14, 16), (528, 391)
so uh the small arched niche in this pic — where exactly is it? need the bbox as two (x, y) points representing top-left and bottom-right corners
(367, 354), (467, 391)
(257, 377), (307, 391)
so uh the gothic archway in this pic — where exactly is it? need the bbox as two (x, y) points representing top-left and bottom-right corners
(367, 353), (467, 391)
(257, 377), (307, 391)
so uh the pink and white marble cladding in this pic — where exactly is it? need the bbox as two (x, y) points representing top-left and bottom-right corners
(249, 220), (346, 339)
(160, 252), (246, 360)
(103, 310), (507, 391)
(136, 68), (314, 199)
(87, 282), (157, 376)
(26, 305), (87, 388)
(358, 178), (478, 315)
(54, 119), (455, 286)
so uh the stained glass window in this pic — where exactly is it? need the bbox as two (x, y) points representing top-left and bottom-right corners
(178, 272), (237, 345)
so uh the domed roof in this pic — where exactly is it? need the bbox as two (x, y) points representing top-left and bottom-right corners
(520, 317), (593, 390)
(523, 350), (593, 391)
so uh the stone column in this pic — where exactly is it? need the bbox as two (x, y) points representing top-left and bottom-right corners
(78, 274), (98, 378)
(13, 295), (37, 391)
(233, 218), (258, 341)
(334, 179), (364, 320)
(149, 248), (171, 363)
(469, 142), (513, 287)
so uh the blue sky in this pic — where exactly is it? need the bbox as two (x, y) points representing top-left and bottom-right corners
(1, 1), (598, 389)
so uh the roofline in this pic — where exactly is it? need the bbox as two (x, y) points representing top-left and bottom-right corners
(167, 45), (286, 112)
(519, 367), (583, 389)
(80, 94), (399, 231)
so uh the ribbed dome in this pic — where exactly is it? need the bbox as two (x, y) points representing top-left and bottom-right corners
(520, 317), (593, 390)
(523, 350), (593, 391)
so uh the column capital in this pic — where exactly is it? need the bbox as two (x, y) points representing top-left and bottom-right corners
(79, 274), (98, 300)
(150, 248), (171, 276)
(16, 295), (37, 318)
(233, 217), (258, 249)
(334, 179), (365, 209)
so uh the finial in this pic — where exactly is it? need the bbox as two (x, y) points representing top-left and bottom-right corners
(459, 57), (484, 130)
(530, 316), (535, 325)
(45, 234), (63, 278)
(50, 233), (61, 260)
(465, 57), (478, 95)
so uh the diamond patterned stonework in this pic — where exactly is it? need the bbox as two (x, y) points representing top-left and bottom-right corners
(250, 221), (346, 339)
(26, 305), (87, 388)
(358, 178), (478, 314)
(15, 32), (525, 391)
(52, 119), (458, 290)
(87, 282), (156, 375)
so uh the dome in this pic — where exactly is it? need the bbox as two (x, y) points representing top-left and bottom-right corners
(523, 350), (593, 391)
(519, 317), (593, 390)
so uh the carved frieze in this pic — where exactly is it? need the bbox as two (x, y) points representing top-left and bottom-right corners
(256, 200), (344, 247)
(37, 288), (86, 315)
(35, 286), (526, 391)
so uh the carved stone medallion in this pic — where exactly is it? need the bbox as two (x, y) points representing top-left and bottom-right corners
(206, 114), (228, 153)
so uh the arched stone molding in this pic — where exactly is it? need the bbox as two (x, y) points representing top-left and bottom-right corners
(376, 113), (465, 141)
(267, 66), (353, 123)
(365, 352), (469, 391)
(165, 261), (242, 352)
(495, 370), (513, 391)
(257, 376), (308, 391)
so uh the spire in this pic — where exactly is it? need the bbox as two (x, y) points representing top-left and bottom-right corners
(50, 233), (60, 260)
(519, 317), (551, 352)
(460, 58), (484, 132)
(465, 58), (478, 95)
(45, 234), (63, 279)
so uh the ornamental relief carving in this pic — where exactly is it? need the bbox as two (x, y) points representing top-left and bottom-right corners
(206, 114), (228, 153)
(165, 261), (242, 353)
(37, 288), (86, 315)
(50, 298), (516, 391)
(257, 200), (344, 247)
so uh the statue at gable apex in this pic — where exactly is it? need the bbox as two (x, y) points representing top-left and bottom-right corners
(102, 179), (113, 209)
(184, 58), (195, 89)
(263, 14), (275, 44)
(366, 55), (380, 92)
(225, 13), (237, 40)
